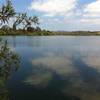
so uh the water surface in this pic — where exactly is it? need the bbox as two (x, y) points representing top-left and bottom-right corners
(1, 36), (100, 100)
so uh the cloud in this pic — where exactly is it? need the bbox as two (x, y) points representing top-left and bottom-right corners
(29, 0), (77, 17)
(28, 0), (100, 31)
(84, 0), (100, 18)
(79, 0), (100, 26)
(63, 0), (100, 25)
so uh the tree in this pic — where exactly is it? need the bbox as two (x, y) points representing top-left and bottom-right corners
(23, 16), (39, 30)
(13, 13), (27, 30)
(0, 0), (15, 25)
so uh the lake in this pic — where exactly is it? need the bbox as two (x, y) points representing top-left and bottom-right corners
(1, 36), (100, 100)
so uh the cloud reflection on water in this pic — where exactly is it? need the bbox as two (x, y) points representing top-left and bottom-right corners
(23, 50), (100, 100)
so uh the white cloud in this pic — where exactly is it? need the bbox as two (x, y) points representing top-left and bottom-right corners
(28, 0), (100, 31)
(63, 0), (100, 25)
(79, 0), (100, 27)
(80, 18), (100, 25)
(29, 0), (77, 17)
(84, 0), (100, 18)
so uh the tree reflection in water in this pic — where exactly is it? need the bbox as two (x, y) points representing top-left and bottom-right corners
(0, 39), (20, 100)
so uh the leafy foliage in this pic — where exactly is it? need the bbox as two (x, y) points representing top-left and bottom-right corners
(23, 15), (39, 30)
(0, 0), (15, 25)
(13, 13), (27, 30)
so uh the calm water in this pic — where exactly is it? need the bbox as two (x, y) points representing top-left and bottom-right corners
(1, 36), (100, 100)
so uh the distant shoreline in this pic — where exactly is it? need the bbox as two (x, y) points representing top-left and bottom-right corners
(0, 31), (100, 36)
(0, 29), (100, 36)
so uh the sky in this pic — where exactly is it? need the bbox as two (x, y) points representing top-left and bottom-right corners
(0, 0), (100, 31)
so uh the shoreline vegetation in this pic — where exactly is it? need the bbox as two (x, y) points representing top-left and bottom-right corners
(0, 0), (100, 36)
(0, 29), (100, 36)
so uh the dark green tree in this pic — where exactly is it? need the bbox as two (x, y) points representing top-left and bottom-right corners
(0, 0), (15, 25)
